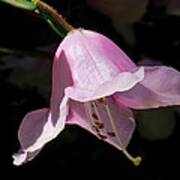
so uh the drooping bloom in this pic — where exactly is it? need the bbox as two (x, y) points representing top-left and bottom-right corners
(13, 29), (180, 166)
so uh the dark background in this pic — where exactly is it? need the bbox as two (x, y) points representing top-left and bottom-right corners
(0, 0), (180, 179)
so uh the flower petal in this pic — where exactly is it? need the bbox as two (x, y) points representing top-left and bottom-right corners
(66, 100), (96, 135)
(13, 96), (69, 165)
(98, 97), (135, 149)
(13, 108), (49, 165)
(67, 97), (135, 150)
(51, 50), (73, 123)
(13, 50), (72, 165)
(58, 30), (136, 90)
(65, 67), (144, 102)
(18, 108), (49, 149)
(115, 66), (180, 109)
(13, 149), (41, 166)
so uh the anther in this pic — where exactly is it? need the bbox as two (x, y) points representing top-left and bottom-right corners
(97, 133), (107, 140)
(107, 132), (116, 137)
(94, 122), (104, 129)
(98, 98), (107, 105)
(91, 125), (100, 133)
(92, 113), (99, 120)
(122, 149), (142, 166)
(103, 97), (142, 166)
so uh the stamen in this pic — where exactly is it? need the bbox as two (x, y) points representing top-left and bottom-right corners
(103, 98), (123, 147)
(94, 121), (104, 129)
(103, 97), (142, 166)
(84, 103), (96, 129)
(97, 133), (107, 140)
(98, 98), (107, 105)
(91, 101), (105, 128)
(84, 102), (106, 139)
(92, 125), (100, 133)
(92, 113), (99, 120)
(107, 132), (116, 137)
(86, 98), (142, 166)
(122, 149), (142, 166)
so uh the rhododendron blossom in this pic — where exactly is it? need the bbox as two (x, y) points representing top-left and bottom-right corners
(13, 29), (180, 166)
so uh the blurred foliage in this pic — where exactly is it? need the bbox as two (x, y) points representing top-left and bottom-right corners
(0, 0), (36, 10)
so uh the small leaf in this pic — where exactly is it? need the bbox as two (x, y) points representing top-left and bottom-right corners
(0, 0), (36, 10)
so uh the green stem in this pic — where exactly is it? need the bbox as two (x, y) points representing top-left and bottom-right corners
(46, 18), (65, 37)
(32, 0), (74, 37)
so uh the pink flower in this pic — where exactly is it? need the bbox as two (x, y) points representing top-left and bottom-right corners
(13, 29), (180, 166)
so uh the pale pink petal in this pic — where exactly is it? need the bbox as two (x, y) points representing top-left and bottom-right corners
(13, 149), (41, 166)
(67, 97), (135, 150)
(65, 67), (144, 102)
(13, 95), (69, 165)
(66, 101), (95, 134)
(98, 97), (135, 149)
(50, 50), (73, 123)
(13, 108), (49, 165)
(56, 29), (142, 103)
(115, 66), (180, 109)
(78, 30), (136, 71)
(18, 109), (49, 149)
(57, 30), (136, 91)
(13, 51), (72, 165)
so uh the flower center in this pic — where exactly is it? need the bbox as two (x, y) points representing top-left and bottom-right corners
(85, 97), (142, 166)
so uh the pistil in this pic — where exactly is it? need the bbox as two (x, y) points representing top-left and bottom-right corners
(85, 97), (142, 166)
(122, 149), (142, 166)
(101, 97), (142, 166)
